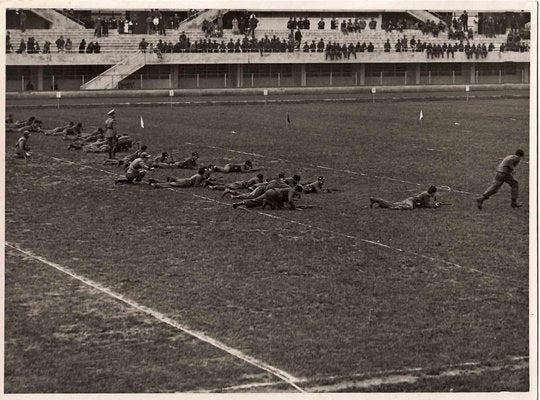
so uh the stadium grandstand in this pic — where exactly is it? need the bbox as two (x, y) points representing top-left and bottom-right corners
(5, 9), (531, 91)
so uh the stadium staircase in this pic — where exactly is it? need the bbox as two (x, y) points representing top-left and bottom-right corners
(178, 9), (229, 30)
(406, 10), (446, 25)
(80, 51), (146, 90)
(29, 9), (86, 30)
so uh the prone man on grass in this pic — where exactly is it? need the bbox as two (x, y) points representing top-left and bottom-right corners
(370, 185), (440, 210)
(233, 184), (303, 210)
(476, 149), (524, 209)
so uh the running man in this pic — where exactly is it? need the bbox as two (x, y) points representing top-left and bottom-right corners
(114, 152), (153, 184)
(15, 131), (31, 159)
(476, 149), (524, 209)
(370, 186), (439, 210)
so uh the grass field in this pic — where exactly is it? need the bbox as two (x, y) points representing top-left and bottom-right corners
(4, 96), (530, 393)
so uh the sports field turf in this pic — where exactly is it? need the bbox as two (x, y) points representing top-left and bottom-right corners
(4, 96), (530, 392)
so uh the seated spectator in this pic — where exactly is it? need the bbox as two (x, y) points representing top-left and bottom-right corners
(348, 43), (356, 59)
(43, 40), (51, 53)
(488, 42), (494, 51)
(65, 38), (73, 52)
(86, 41), (94, 53)
(317, 38), (325, 52)
(297, 17), (304, 29)
(302, 41), (309, 52)
(318, 18), (325, 29)
(467, 28), (473, 39)
(369, 18), (377, 29)
(56, 35), (65, 52)
(26, 82), (34, 91)
(367, 42), (374, 52)
(304, 17), (310, 29)
(79, 39), (86, 53)
(93, 42), (100, 53)
(395, 39), (402, 52)
(353, 18), (361, 32)
(330, 18), (337, 30)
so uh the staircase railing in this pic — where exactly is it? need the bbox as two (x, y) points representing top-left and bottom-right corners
(53, 9), (86, 27)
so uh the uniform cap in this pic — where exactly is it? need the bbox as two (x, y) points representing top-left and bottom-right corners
(107, 109), (115, 115)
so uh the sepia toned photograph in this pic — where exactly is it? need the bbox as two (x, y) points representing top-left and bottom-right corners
(2, 1), (536, 395)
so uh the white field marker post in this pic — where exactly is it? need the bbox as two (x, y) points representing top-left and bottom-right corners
(355, 71), (358, 86)
(252, 73), (254, 88)
(499, 70), (502, 84)
(329, 71), (332, 86)
(379, 71), (383, 85)
(56, 91), (61, 109)
(21, 75), (24, 92)
(277, 73), (281, 87)
(169, 89), (174, 108)
(263, 89), (268, 105)
(371, 87), (376, 103)
(404, 71), (407, 85)
(140, 74), (143, 89)
(465, 84), (470, 101)
(452, 70), (455, 84)
(197, 74), (200, 88)
(224, 73), (227, 88)
(82, 75), (85, 85)
(52, 75), (55, 90)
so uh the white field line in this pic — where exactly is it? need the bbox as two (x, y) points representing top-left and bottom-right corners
(45, 155), (526, 289)
(184, 142), (477, 196)
(5, 242), (305, 393)
(207, 355), (529, 393)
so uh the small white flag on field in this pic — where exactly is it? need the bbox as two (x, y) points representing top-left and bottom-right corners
(419, 110), (423, 121)
(140, 116), (145, 128)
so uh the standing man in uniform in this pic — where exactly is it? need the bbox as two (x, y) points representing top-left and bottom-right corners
(105, 109), (118, 160)
(476, 149), (524, 209)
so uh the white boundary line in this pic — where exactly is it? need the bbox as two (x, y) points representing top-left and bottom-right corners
(4, 242), (305, 393)
(184, 142), (477, 196)
(45, 155), (527, 289)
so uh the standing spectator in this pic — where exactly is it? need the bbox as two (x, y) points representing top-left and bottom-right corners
(330, 17), (337, 30)
(55, 35), (65, 52)
(460, 11), (468, 31)
(232, 16), (239, 34)
(102, 19), (109, 36)
(128, 19), (134, 34)
(318, 18), (325, 29)
(304, 16), (310, 29)
(79, 39), (86, 53)
(146, 13), (153, 34)
(95, 16), (102, 37)
(19, 10), (27, 32)
(159, 16), (166, 35)
(287, 17), (294, 31)
(153, 15), (159, 33)
(369, 18), (377, 29)
(294, 28), (302, 49)
(217, 12), (224, 35)
(248, 14), (259, 39)
(6, 31), (13, 53)
(65, 38), (72, 52)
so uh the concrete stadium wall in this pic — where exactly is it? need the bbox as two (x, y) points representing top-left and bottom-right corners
(6, 83), (530, 100)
